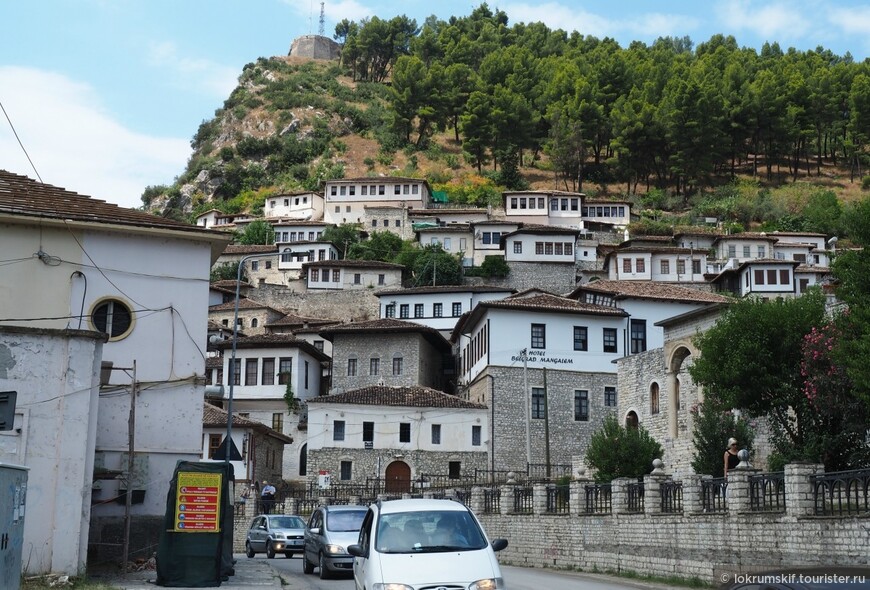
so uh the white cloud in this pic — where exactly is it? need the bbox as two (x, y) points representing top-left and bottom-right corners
(0, 66), (190, 209)
(281, 0), (373, 28)
(715, 0), (809, 42)
(502, 2), (699, 42)
(828, 6), (870, 35)
(146, 41), (239, 98)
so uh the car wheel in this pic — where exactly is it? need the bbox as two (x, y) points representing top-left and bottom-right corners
(266, 541), (276, 559)
(318, 552), (331, 580)
(245, 542), (255, 559)
(303, 554), (314, 574)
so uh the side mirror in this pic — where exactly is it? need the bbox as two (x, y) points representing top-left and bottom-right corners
(347, 544), (365, 557)
(491, 538), (508, 552)
(258, 525), (267, 530)
(308, 527), (321, 535)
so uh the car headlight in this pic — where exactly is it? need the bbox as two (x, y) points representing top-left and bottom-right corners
(372, 585), (413, 590)
(324, 544), (346, 555)
(273, 533), (285, 539)
(469, 578), (504, 590)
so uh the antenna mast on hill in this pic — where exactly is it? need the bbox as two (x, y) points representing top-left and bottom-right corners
(319, 2), (325, 36)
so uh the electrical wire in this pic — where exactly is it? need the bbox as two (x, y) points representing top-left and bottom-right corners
(0, 99), (42, 182)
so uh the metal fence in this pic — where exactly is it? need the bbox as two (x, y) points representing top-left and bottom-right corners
(584, 484), (612, 514)
(545, 484), (570, 514)
(483, 488), (501, 514)
(660, 481), (683, 513)
(811, 468), (870, 516)
(513, 486), (534, 514)
(701, 478), (728, 513)
(749, 472), (786, 512)
(626, 481), (645, 513)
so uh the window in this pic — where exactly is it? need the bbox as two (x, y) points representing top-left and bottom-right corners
(399, 422), (410, 443)
(531, 323), (546, 349)
(278, 357), (292, 384)
(333, 269), (340, 282)
(767, 269), (777, 284)
(603, 328), (617, 353)
(378, 274), (385, 286)
(347, 358), (357, 376)
(261, 358), (275, 385)
(519, 197), (527, 209)
(661, 260), (670, 274)
(728, 245), (736, 258)
(245, 359), (258, 385)
(433, 303), (443, 317)
(208, 434), (222, 459)
(304, 360), (309, 389)
(251, 260), (259, 271)
(482, 232), (492, 245)
(692, 259), (701, 274)
(544, 243), (553, 255)
(758, 245), (766, 258)
(539, 198), (545, 209)
(313, 340), (324, 352)
(400, 304), (409, 318)
(272, 412), (283, 432)
(363, 421), (374, 443)
(311, 268), (319, 282)
(630, 319), (647, 354)
(91, 298), (133, 340)
(232, 358), (241, 385)
(574, 390), (589, 421)
(449, 461), (461, 479)
(385, 303), (396, 318)
(514, 241), (522, 254)
(574, 326), (588, 351)
(472, 425), (481, 446)
(370, 357), (380, 375)
(531, 387), (545, 419)
(392, 357), (403, 375)
(604, 387), (617, 407)
(554, 243), (563, 255)
(623, 259), (632, 273)
(414, 304), (424, 318)
(511, 197), (518, 209)
(551, 199), (559, 211)
(779, 269), (790, 285)
(354, 273), (361, 284)
(431, 424), (441, 445)
(395, 220), (401, 227)
(743, 245), (751, 257)
(333, 420), (345, 441)
(636, 258), (645, 273)
(452, 302), (462, 317)
(340, 461), (352, 481)
(650, 383), (660, 414)
(265, 260), (272, 269)
(535, 242), (544, 255)
(755, 269), (765, 284)
(677, 260), (686, 275)
(443, 238), (451, 250)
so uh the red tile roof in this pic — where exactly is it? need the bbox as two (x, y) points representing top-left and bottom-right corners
(202, 402), (293, 443)
(569, 280), (731, 304)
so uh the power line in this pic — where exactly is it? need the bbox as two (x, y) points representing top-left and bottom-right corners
(0, 99), (42, 182)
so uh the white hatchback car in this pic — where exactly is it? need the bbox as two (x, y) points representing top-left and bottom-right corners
(347, 498), (508, 590)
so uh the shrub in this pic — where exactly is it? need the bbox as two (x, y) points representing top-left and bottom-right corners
(862, 176), (870, 191)
(585, 415), (663, 482)
(690, 396), (755, 477)
(479, 255), (510, 278)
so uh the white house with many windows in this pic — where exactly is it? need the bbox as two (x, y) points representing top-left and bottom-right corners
(454, 292), (628, 471)
(306, 386), (489, 490)
(323, 177), (432, 225)
(470, 221), (519, 266)
(303, 259), (404, 291)
(273, 220), (331, 244)
(264, 191), (323, 220)
(376, 285), (515, 335)
(581, 199), (631, 228)
(212, 334), (329, 480)
(710, 259), (802, 299)
(415, 224), (475, 267)
(605, 246), (709, 284)
(503, 190), (585, 228)
(711, 233), (780, 267)
(502, 225), (580, 263)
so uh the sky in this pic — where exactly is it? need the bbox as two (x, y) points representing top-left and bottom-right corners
(2, 1), (870, 210)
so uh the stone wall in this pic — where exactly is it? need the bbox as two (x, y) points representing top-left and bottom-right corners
(466, 366), (617, 471)
(330, 332), (424, 392)
(504, 261), (577, 294)
(245, 281), (381, 323)
(289, 35), (341, 61)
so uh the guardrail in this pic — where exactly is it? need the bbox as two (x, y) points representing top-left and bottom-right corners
(749, 471), (786, 512)
(701, 478), (728, 513)
(584, 484), (612, 514)
(811, 468), (870, 516)
(660, 481), (683, 513)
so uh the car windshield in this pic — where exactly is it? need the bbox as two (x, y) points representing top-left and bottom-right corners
(326, 510), (366, 532)
(270, 516), (305, 529)
(375, 510), (487, 554)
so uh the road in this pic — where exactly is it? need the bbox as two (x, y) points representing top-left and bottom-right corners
(263, 554), (678, 590)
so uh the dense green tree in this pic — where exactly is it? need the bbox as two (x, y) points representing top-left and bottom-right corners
(585, 415), (663, 482)
(210, 262), (245, 283)
(690, 395), (755, 477)
(409, 245), (462, 286)
(321, 224), (363, 258)
(347, 231), (406, 262)
(236, 219), (275, 245)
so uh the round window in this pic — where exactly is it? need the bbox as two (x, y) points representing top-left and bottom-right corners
(90, 298), (134, 340)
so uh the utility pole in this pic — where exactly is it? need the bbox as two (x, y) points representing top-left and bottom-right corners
(521, 348), (530, 469)
(543, 367), (551, 479)
(122, 361), (137, 575)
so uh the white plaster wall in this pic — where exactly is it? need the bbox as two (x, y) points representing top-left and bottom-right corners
(504, 234), (576, 263)
(306, 403), (488, 454)
(0, 328), (103, 575)
(265, 193), (324, 220)
(378, 290), (513, 333)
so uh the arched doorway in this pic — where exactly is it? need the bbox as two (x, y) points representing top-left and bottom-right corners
(626, 411), (639, 430)
(384, 461), (411, 493)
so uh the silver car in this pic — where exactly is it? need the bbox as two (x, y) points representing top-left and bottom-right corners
(303, 504), (368, 579)
(245, 514), (306, 559)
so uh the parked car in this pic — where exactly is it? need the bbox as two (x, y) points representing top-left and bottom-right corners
(245, 514), (306, 559)
(347, 497), (508, 590)
(303, 504), (368, 579)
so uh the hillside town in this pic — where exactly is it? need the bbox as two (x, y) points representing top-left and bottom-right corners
(1, 167), (846, 578)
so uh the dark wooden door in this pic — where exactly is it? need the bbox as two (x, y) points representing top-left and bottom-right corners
(384, 461), (410, 493)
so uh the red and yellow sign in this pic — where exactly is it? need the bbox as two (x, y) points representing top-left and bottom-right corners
(173, 472), (222, 533)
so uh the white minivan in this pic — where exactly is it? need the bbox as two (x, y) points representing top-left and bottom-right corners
(347, 497), (508, 590)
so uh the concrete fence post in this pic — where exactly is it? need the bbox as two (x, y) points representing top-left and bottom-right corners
(725, 470), (753, 513)
(533, 483), (547, 515)
(500, 485), (514, 515)
(470, 486), (484, 514)
(611, 478), (630, 515)
(681, 474), (704, 515)
(643, 474), (666, 515)
(570, 478), (590, 516)
(785, 462), (824, 517)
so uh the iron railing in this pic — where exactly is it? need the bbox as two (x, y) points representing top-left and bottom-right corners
(483, 488), (501, 514)
(584, 484), (612, 514)
(626, 481), (645, 513)
(812, 468), (870, 516)
(660, 481), (683, 513)
(545, 484), (570, 514)
(749, 472), (786, 512)
(701, 478), (728, 513)
(513, 486), (534, 514)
